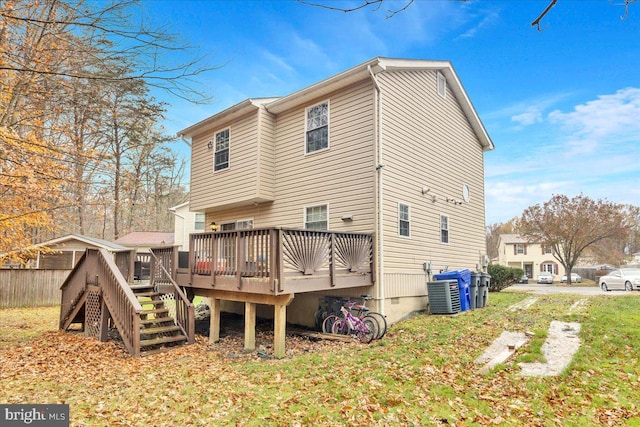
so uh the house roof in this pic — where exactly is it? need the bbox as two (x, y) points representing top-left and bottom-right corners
(178, 97), (280, 139)
(499, 234), (534, 244)
(169, 201), (189, 211)
(178, 57), (494, 151)
(115, 232), (175, 247)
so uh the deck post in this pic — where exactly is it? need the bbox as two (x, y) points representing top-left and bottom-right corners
(274, 303), (287, 359)
(209, 297), (221, 343)
(244, 302), (256, 352)
(98, 297), (110, 342)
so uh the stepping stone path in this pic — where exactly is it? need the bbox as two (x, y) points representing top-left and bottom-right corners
(519, 321), (581, 377)
(478, 297), (583, 376)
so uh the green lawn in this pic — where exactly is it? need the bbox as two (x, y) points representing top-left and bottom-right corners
(1, 292), (639, 426)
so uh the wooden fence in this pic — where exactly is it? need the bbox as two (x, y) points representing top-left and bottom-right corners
(0, 269), (70, 308)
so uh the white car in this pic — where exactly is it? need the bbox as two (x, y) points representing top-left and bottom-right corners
(560, 273), (582, 283)
(599, 269), (640, 292)
(537, 272), (554, 284)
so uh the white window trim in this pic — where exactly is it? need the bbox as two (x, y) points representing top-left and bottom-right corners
(440, 214), (449, 244)
(303, 203), (329, 230)
(397, 202), (411, 238)
(213, 127), (231, 173)
(437, 72), (446, 99)
(304, 100), (330, 156)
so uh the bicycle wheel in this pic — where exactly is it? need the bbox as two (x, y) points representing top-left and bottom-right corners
(361, 314), (380, 340)
(322, 314), (339, 334)
(357, 318), (376, 344)
(365, 312), (387, 339)
(333, 318), (353, 335)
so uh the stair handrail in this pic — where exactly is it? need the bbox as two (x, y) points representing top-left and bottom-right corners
(59, 250), (89, 329)
(95, 248), (143, 356)
(149, 250), (195, 345)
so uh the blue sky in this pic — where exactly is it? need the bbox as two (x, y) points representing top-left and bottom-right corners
(142, 0), (640, 224)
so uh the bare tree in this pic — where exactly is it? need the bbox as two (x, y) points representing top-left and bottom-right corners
(1, 0), (215, 255)
(486, 218), (517, 260)
(517, 194), (629, 284)
(296, 0), (637, 30)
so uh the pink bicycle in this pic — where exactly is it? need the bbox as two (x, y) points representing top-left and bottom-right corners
(330, 301), (377, 343)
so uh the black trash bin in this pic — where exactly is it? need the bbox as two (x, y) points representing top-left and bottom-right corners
(470, 272), (481, 309)
(477, 272), (491, 308)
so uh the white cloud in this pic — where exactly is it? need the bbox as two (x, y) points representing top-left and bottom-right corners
(457, 9), (500, 39)
(511, 109), (543, 126)
(548, 87), (640, 153)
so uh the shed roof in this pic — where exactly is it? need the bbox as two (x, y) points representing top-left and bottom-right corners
(115, 232), (175, 247)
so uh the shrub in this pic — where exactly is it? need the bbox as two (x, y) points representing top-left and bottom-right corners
(487, 264), (524, 292)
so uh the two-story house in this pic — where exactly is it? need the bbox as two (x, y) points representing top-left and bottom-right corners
(178, 57), (494, 326)
(497, 234), (560, 280)
(169, 202), (206, 251)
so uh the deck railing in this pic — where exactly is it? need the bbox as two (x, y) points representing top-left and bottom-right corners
(185, 228), (374, 294)
(150, 247), (195, 344)
(114, 249), (136, 283)
(59, 249), (142, 355)
(94, 248), (142, 356)
(59, 251), (90, 329)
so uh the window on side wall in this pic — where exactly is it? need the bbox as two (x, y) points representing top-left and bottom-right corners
(305, 101), (329, 154)
(440, 215), (449, 244)
(194, 213), (205, 231)
(214, 128), (230, 171)
(437, 71), (446, 99)
(305, 205), (328, 230)
(398, 203), (410, 237)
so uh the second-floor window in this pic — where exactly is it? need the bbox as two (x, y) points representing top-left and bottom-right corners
(440, 215), (449, 244)
(398, 203), (410, 237)
(214, 128), (230, 171)
(515, 244), (526, 255)
(305, 204), (328, 230)
(306, 101), (329, 154)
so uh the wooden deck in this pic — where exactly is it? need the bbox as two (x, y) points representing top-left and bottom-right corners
(150, 228), (375, 358)
(153, 228), (375, 295)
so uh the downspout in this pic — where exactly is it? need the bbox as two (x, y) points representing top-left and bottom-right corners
(368, 65), (385, 316)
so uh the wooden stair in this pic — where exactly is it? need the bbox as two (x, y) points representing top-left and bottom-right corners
(130, 283), (188, 356)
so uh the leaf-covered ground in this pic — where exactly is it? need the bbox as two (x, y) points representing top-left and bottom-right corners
(1, 292), (639, 426)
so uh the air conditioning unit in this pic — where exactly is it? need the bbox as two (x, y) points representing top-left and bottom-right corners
(427, 280), (461, 314)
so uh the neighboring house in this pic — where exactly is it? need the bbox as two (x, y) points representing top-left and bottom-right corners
(178, 57), (494, 325)
(497, 234), (560, 280)
(169, 202), (206, 251)
(2, 234), (128, 269)
(115, 232), (175, 254)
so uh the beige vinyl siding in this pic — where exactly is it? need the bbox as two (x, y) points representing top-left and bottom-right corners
(378, 70), (487, 285)
(258, 106), (276, 201)
(203, 80), (376, 233)
(190, 110), (275, 212)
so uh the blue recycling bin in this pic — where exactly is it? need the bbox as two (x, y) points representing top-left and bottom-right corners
(434, 269), (471, 311)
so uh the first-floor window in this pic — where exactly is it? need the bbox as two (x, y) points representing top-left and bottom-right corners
(305, 205), (328, 230)
(194, 213), (205, 231)
(398, 203), (410, 237)
(541, 262), (557, 275)
(440, 215), (449, 244)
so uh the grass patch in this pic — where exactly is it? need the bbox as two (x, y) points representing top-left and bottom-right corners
(1, 293), (639, 426)
(0, 306), (59, 349)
